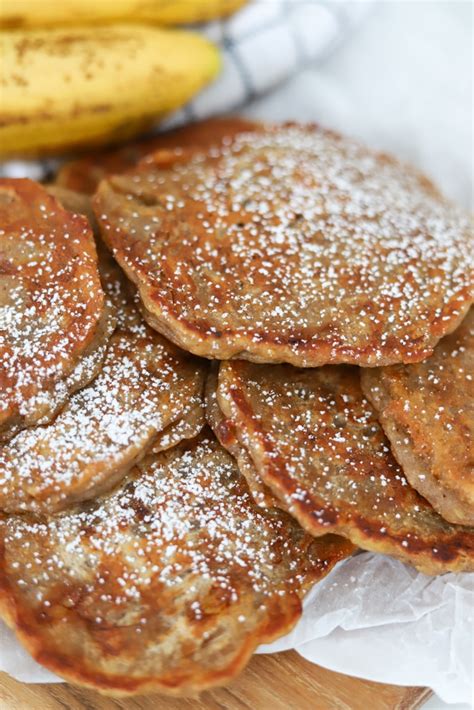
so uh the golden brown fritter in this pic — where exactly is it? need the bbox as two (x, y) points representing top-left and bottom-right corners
(211, 361), (474, 574)
(0, 253), (207, 515)
(362, 308), (474, 526)
(0, 178), (110, 441)
(56, 117), (260, 194)
(0, 432), (353, 696)
(94, 123), (473, 367)
(206, 366), (278, 508)
(45, 184), (98, 228)
(152, 395), (205, 453)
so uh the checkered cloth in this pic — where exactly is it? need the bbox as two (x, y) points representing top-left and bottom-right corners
(167, 0), (373, 127)
(0, 0), (373, 179)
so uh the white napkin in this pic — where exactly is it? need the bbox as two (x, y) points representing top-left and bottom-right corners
(167, 0), (373, 126)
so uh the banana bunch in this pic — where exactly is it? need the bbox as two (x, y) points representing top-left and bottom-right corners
(0, 2), (247, 157)
(0, 1), (247, 28)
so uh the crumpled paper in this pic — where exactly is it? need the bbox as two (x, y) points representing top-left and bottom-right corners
(1, 552), (472, 704)
(260, 553), (474, 705)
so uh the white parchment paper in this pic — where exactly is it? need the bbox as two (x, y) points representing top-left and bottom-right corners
(261, 554), (474, 705)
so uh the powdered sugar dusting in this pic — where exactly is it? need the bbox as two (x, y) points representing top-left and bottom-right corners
(361, 307), (474, 525)
(0, 434), (351, 690)
(216, 361), (474, 574)
(1, 435), (332, 605)
(96, 124), (473, 366)
(0, 179), (106, 439)
(0, 253), (206, 514)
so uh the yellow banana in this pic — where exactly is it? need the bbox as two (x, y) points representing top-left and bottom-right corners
(0, 1), (248, 28)
(0, 26), (220, 157)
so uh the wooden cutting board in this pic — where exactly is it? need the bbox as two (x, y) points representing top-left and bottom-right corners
(0, 651), (432, 710)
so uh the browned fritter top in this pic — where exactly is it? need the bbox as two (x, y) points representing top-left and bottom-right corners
(0, 253), (207, 515)
(213, 361), (474, 574)
(94, 123), (473, 367)
(0, 178), (108, 440)
(0, 432), (353, 696)
(362, 308), (474, 526)
(56, 117), (260, 194)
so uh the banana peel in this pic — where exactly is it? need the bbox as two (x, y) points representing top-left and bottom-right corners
(0, 25), (220, 157)
(0, 1), (248, 28)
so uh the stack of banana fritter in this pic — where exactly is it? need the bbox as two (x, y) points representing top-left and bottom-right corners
(0, 119), (472, 696)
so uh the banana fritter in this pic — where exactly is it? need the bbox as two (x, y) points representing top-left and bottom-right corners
(94, 123), (473, 367)
(210, 361), (474, 574)
(206, 367), (278, 508)
(362, 308), (474, 526)
(0, 255), (206, 514)
(0, 433), (353, 696)
(0, 178), (110, 441)
(57, 117), (259, 194)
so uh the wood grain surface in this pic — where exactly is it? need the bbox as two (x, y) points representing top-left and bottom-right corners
(0, 651), (432, 710)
